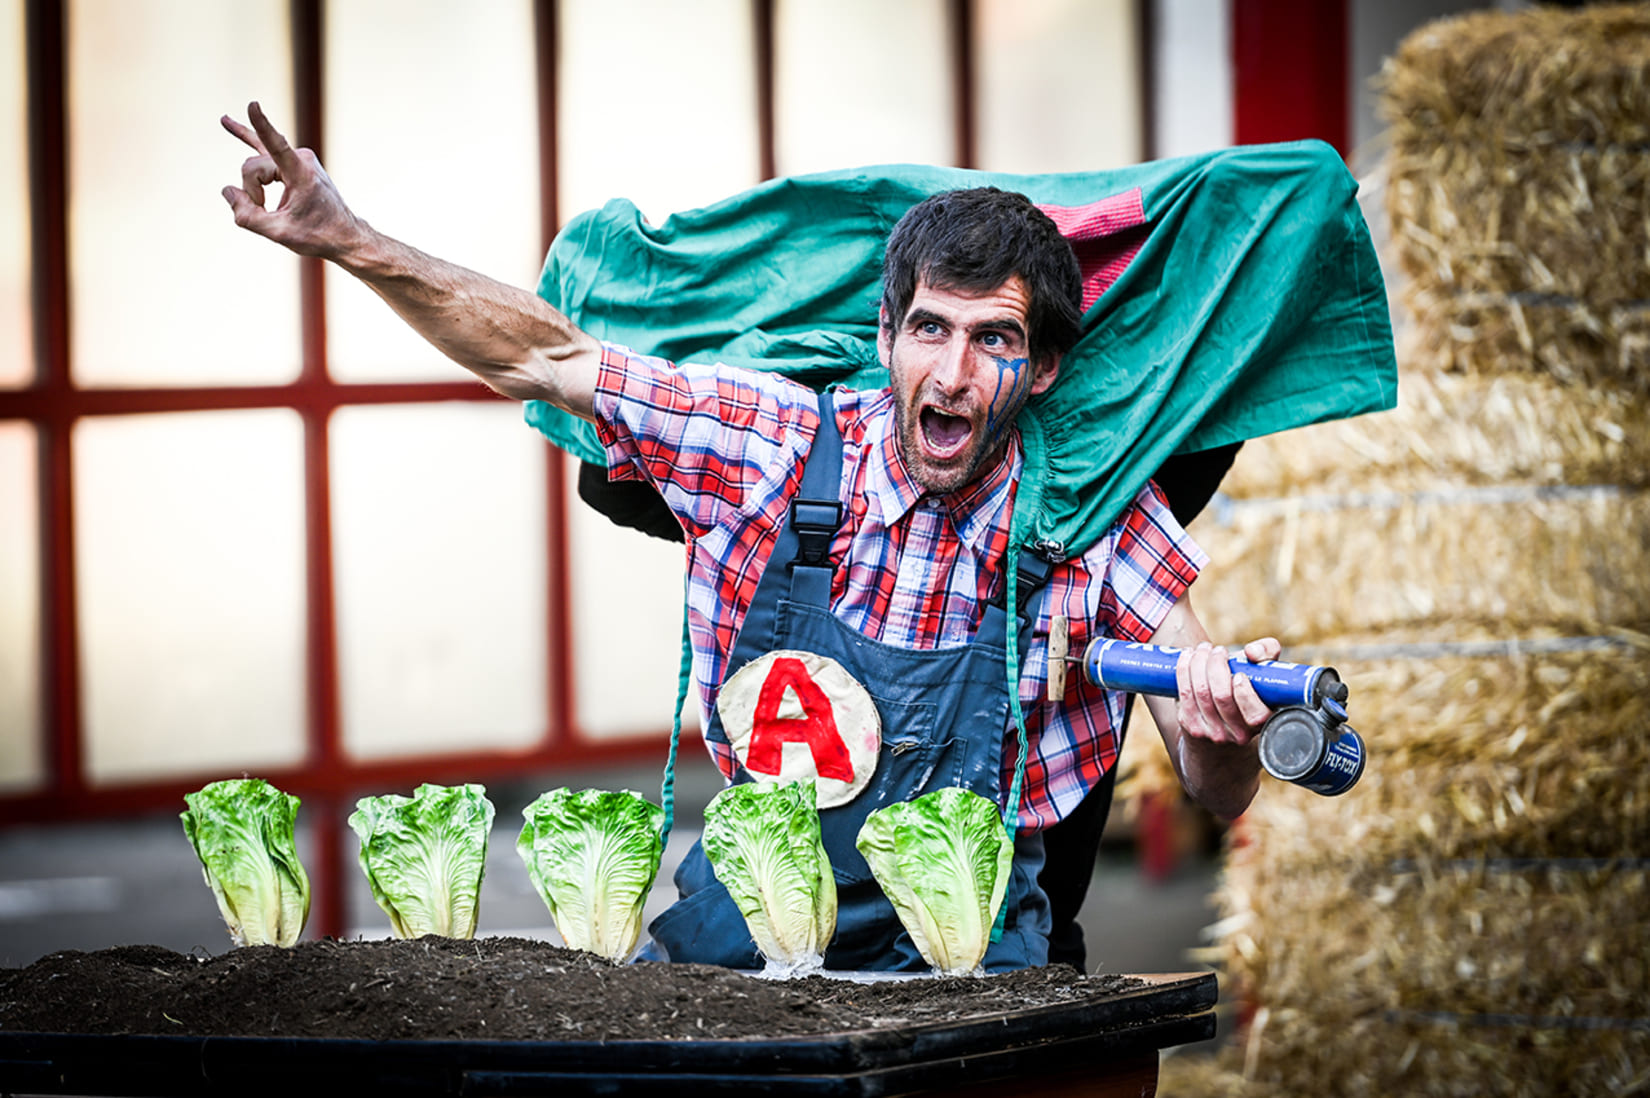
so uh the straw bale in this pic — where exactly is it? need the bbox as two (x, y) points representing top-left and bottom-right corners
(1185, 487), (1650, 647)
(1395, 292), (1650, 395)
(1293, 618), (1644, 653)
(1171, 999), (1650, 1098)
(1386, 143), (1650, 306)
(1378, 5), (1650, 393)
(1178, 642), (1650, 1095)
(1217, 370), (1650, 499)
(1224, 858), (1649, 1019)
(1378, 5), (1650, 152)
(1242, 646), (1648, 869)
(1157, 1052), (1251, 1098)
(1166, 1032), (1650, 1098)
(1200, 858), (1650, 1098)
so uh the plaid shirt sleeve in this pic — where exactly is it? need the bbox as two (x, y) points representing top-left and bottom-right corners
(1011, 480), (1208, 829)
(1095, 480), (1207, 642)
(590, 343), (822, 540)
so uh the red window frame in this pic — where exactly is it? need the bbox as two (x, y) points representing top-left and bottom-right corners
(0, 0), (1001, 938)
(4, 0), (1350, 940)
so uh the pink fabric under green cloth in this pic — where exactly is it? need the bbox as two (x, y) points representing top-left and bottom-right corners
(525, 140), (1397, 558)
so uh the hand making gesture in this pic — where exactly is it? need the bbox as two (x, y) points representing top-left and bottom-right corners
(220, 101), (367, 261)
(219, 100), (600, 411)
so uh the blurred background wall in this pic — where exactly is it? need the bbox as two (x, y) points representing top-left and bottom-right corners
(1, 0), (1534, 940)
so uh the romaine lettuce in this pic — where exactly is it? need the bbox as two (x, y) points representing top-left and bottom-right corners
(516, 788), (664, 961)
(856, 787), (1013, 975)
(701, 780), (837, 975)
(181, 778), (310, 948)
(348, 783), (494, 939)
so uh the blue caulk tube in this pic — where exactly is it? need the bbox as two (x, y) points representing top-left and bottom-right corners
(1080, 640), (1365, 796)
(1084, 639), (1345, 710)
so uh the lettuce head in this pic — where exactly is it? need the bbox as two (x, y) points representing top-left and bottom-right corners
(702, 780), (837, 976)
(348, 782), (494, 939)
(181, 778), (310, 948)
(516, 788), (664, 962)
(856, 787), (1013, 976)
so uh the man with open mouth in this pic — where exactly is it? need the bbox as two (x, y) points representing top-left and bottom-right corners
(223, 102), (1290, 972)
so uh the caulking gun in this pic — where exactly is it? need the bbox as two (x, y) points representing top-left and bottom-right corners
(1046, 622), (1365, 796)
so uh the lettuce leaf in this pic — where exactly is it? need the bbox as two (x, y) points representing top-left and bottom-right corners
(181, 778), (310, 948)
(856, 787), (1013, 975)
(348, 783), (494, 939)
(701, 780), (837, 975)
(516, 788), (664, 961)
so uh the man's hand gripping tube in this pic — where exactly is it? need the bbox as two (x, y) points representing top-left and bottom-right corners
(1047, 626), (1366, 796)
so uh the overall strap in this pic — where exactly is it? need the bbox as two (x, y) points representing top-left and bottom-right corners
(785, 390), (845, 608)
(663, 388), (841, 845)
(993, 547), (1055, 662)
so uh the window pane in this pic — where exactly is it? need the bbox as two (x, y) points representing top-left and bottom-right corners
(331, 404), (548, 759)
(976, 0), (1141, 173)
(1, 0), (31, 389)
(1154, 0), (1232, 159)
(0, 423), (41, 791)
(565, 461), (699, 741)
(559, 0), (758, 227)
(324, 0), (541, 383)
(75, 410), (307, 785)
(775, 0), (953, 176)
(67, 0), (298, 388)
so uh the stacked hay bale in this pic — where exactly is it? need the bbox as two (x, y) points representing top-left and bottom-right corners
(1151, 7), (1650, 1095)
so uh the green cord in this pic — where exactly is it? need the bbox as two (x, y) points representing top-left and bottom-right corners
(990, 414), (1046, 944)
(659, 576), (693, 847)
(1002, 560), (1032, 839)
(989, 532), (1033, 946)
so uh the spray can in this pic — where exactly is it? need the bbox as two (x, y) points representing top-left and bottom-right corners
(1255, 707), (1365, 796)
(1079, 639), (1364, 795)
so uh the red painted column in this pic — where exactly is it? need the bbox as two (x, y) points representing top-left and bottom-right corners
(949, 0), (976, 169)
(288, 0), (351, 943)
(27, 0), (83, 809)
(1231, 0), (1349, 158)
(752, 0), (776, 182)
(534, 0), (578, 754)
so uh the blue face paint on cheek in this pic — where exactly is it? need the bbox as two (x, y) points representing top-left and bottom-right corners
(984, 355), (1031, 436)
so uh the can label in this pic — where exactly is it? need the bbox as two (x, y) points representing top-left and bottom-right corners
(1293, 729), (1365, 797)
(1086, 640), (1323, 709)
(1257, 707), (1366, 796)
(1235, 660), (1322, 710)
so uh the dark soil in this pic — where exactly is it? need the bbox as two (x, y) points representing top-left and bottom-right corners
(0, 938), (1143, 1043)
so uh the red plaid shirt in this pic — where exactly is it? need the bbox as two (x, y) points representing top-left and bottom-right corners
(592, 344), (1206, 830)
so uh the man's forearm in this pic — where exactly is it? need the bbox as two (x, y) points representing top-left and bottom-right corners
(1143, 592), (1273, 820)
(336, 227), (600, 414)
(1143, 693), (1261, 820)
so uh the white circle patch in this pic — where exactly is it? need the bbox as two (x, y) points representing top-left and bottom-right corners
(717, 649), (881, 808)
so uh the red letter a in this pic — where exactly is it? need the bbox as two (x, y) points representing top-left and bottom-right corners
(746, 657), (854, 783)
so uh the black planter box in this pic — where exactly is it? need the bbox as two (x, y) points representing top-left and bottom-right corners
(0, 971), (1215, 1096)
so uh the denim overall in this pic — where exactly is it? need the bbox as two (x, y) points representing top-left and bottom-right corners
(645, 392), (1053, 972)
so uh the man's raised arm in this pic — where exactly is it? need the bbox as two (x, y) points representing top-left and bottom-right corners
(221, 102), (599, 417)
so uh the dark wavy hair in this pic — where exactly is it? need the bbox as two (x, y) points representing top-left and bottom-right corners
(880, 187), (1083, 366)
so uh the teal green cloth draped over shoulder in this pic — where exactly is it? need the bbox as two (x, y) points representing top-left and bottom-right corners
(525, 140), (1397, 557)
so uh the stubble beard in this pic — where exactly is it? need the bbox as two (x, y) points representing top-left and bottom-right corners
(891, 390), (1012, 497)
